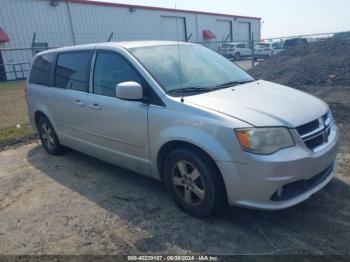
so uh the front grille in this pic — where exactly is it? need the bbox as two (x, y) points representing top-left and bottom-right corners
(296, 112), (332, 151)
(304, 135), (323, 149)
(296, 119), (319, 136)
(271, 162), (334, 201)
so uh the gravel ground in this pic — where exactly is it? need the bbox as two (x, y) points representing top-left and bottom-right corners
(234, 59), (258, 70)
(0, 87), (349, 255)
(249, 37), (350, 88)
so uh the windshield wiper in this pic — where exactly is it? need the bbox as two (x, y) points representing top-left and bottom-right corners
(167, 80), (255, 96)
(214, 80), (255, 89)
(167, 87), (213, 96)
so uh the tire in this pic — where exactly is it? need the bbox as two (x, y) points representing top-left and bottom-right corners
(163, 147), (225, 217)
(37, 116), (64, 155)
(234, 52), (242, 61)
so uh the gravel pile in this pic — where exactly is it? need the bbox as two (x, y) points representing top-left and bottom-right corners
(249, 36), (350, 88)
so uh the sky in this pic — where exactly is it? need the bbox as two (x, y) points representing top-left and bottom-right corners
(95, 0), (350, 38)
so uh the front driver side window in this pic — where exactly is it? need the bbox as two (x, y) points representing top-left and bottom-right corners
(93, 52), (143, 98)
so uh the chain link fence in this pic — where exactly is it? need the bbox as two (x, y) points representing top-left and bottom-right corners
(0, 31), (344, 82)
(0, 38), (258, 82)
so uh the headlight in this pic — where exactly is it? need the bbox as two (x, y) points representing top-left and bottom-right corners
(235, 127), (295, 155)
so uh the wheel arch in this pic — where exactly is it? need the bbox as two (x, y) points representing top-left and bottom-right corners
(34, 111), (48, 127)
(157, 140), (228, 203)
(33, 103), (57, 131)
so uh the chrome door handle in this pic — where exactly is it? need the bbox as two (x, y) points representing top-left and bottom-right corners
(74, 100), (84, 107)
(89, 103), (101, 110)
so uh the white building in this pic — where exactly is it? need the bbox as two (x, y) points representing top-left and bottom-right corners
(0, 0), (261, 81)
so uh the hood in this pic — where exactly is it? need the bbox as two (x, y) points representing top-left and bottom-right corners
(185, 80), (328, 127)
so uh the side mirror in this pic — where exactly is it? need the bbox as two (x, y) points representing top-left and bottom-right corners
(115, 81), (143, 101)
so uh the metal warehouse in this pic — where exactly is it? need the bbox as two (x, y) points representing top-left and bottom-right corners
(0, 0), (261, 81)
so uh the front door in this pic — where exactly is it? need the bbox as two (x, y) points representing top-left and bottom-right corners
(86, 51), (150, 175)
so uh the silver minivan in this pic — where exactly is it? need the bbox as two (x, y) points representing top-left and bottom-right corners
(26, 41), (338, 217)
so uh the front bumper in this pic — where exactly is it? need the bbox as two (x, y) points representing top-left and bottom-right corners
(218, 125), (339, 210)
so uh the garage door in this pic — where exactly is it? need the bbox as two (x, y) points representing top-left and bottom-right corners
(237, 22), (251, 42)
(216, 20), (232, 42)
(161, 16), (186, 41)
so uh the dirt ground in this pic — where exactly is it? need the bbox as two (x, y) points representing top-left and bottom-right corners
(0, 87), (349, 255)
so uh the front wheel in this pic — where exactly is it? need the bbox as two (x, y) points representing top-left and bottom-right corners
(164, 148), (225, 217)
(234, 52), (242, 61)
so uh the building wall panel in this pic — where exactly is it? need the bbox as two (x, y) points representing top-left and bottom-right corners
(0, 0), (261, 80)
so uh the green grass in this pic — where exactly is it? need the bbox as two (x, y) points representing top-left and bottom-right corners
(0, 80), (26, 94)
(0, 81), (35, 148)
(0, 124), (35, 148)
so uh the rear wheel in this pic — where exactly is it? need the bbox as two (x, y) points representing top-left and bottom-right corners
(37, 116), (64, 155)
(164, 147), (225, 217)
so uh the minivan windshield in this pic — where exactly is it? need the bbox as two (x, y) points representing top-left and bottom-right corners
(130, 44), (254, 96)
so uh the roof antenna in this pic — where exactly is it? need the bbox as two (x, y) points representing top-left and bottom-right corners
(174, 3), (185, 103)
(107, 32), (114, 42)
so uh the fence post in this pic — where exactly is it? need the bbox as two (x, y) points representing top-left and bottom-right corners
(20, 63), (24, 79)
(31, 32), (36, 56)
(251, 32), (255, 68)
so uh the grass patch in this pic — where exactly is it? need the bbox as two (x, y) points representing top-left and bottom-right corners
(0, 80), (26, 93)
(0, 80), (28, 129)
(0, 81), (34, 148)
(0, 124), (36, 149)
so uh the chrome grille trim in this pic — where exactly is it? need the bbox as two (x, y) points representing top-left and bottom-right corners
(300, 117), (331, 140)
(296, 111), (333, 151)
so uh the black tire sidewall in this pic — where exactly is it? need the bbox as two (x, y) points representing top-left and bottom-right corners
(164, 148), (223, 217)
(235, 53), (241, 61)
(37, 117), (62, 155)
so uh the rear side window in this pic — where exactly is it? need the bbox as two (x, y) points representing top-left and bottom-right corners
(54, 52), (91, 92)
(29, 53), (55, 86)
(93, 52), (143, 97)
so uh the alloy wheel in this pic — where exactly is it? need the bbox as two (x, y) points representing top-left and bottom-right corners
(171, 160), (206, 205)
(41, 123), (55, 150)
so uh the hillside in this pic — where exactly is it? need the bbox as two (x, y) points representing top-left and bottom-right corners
(249, 36), (350, 88)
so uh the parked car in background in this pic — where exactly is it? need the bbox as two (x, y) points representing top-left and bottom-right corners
(27, 41), (338, 217)
(219, 42), (252, 60)
(254, 42), (283, 58)
(280, 38), (308, 49)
